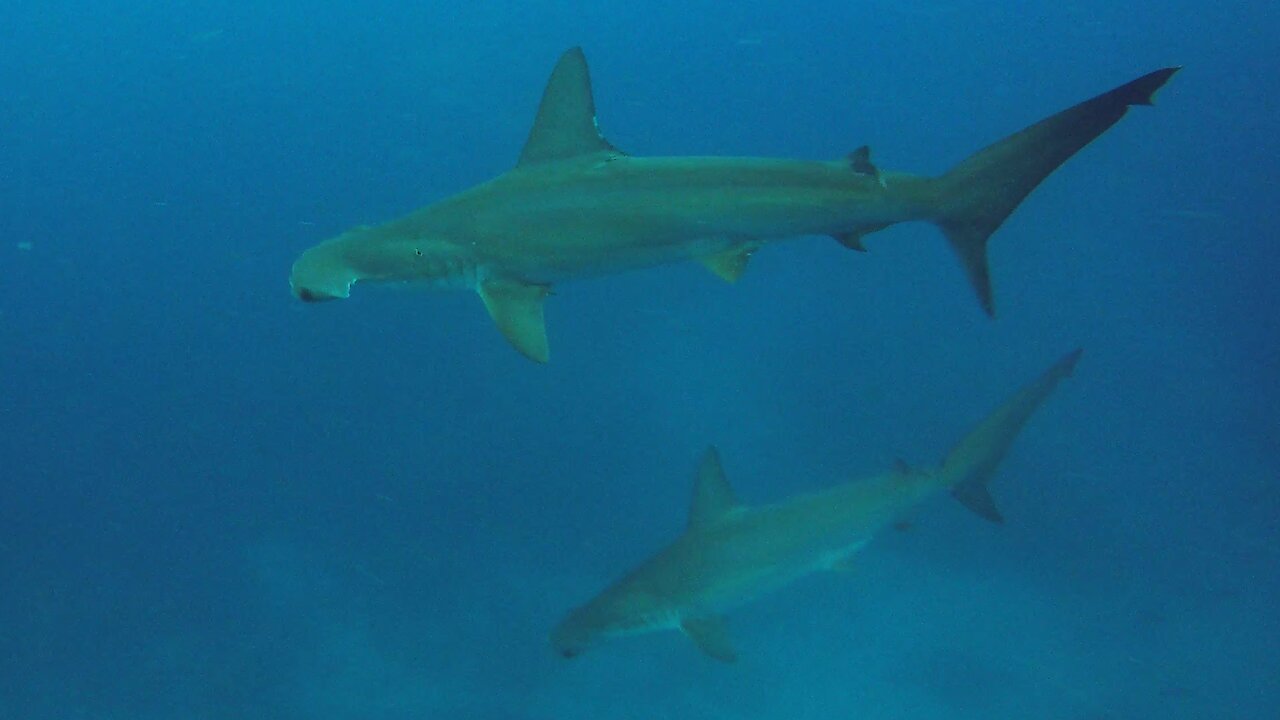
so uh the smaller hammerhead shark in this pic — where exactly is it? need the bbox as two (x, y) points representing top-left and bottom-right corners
(552, 349), (1081, 661)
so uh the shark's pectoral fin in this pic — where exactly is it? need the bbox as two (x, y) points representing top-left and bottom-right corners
(478, 279), (552, 363)
(681, 616), (737, 663)
(698, 246), (755, 283)
(952, 481), (1004, 523)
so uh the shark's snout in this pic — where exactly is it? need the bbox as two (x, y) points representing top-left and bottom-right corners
(289, 244), (356, 303)
(550, 616), (597, 660)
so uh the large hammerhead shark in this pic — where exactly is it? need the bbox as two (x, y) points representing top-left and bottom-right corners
(551, 348), (1081, 661)
(290, 48), (1176, 362)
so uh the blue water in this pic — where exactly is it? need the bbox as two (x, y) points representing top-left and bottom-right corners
(2, 2), (1276, 718)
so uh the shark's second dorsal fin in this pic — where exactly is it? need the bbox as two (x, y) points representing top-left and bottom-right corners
(688, 446), (739, 531)
(517, 47), (620, 167)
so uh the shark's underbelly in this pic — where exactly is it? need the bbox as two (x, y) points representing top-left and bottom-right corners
(484, 232), (749, 284)
(673, 537), (873, 618)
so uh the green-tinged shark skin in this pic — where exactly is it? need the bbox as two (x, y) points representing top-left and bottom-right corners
(551, 349), (1082, 661)
(290, 47), (1178, 362)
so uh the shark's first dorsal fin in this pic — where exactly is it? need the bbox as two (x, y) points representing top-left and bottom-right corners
(688, 446), (739, 531)
(517, 47), (620, 167)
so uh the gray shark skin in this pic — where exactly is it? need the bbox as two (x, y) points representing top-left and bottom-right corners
(551, 349), (1082, 661)
(290, 48), (1177, 362)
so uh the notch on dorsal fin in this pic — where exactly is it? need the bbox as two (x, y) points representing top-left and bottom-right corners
(688, 446), (739, 531)
(517, 47), (621, 167)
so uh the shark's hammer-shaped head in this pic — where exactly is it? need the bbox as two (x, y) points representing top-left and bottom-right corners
(291, 226), (479, 302)
(550, 604), (600, 659)
(289, 228), (364, 302)
(551, 582), (670, 659)
(551, 448), (742, 660)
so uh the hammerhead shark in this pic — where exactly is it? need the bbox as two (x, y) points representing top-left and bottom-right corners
(551, 348), (1081, 661)
(290, 48), (1177, 362)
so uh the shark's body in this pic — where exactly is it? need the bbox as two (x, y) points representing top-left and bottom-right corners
(290, 49), (1177, 362)
(551, 349), (1081, 661)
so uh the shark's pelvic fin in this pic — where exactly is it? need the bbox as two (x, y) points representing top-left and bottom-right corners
(517, 47), (621, 167)
(698, 246), (755, 283)
(944, 348), (1083, 522)
(681, 616), (737, 663)
(688, 446), (740, 531)
(927, 67), (1180, 315)
(478, 279), (552, 363)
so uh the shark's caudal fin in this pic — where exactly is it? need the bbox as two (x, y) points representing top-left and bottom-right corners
(929, 68), (1179, 315)
(942, 349), (1082, 523)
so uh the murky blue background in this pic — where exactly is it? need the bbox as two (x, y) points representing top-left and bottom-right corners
(2, 1), (1275, 717)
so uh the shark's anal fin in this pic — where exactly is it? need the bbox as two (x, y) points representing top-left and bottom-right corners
(518, 47), (621, 167)
(833, 224), (889, 252)
(698, 246), (755, 283)
(833, 232), (868, 252)
(681, 616), (737, 663)
(688, 446), (740, 531)
(478, 279), (552, 363)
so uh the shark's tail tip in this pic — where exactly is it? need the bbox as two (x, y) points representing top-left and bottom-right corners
(1060, 347), (1084, 376)
(1118, 66), (1182, 107)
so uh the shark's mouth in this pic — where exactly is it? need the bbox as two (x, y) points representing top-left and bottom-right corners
(294, 286), (339, 302)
